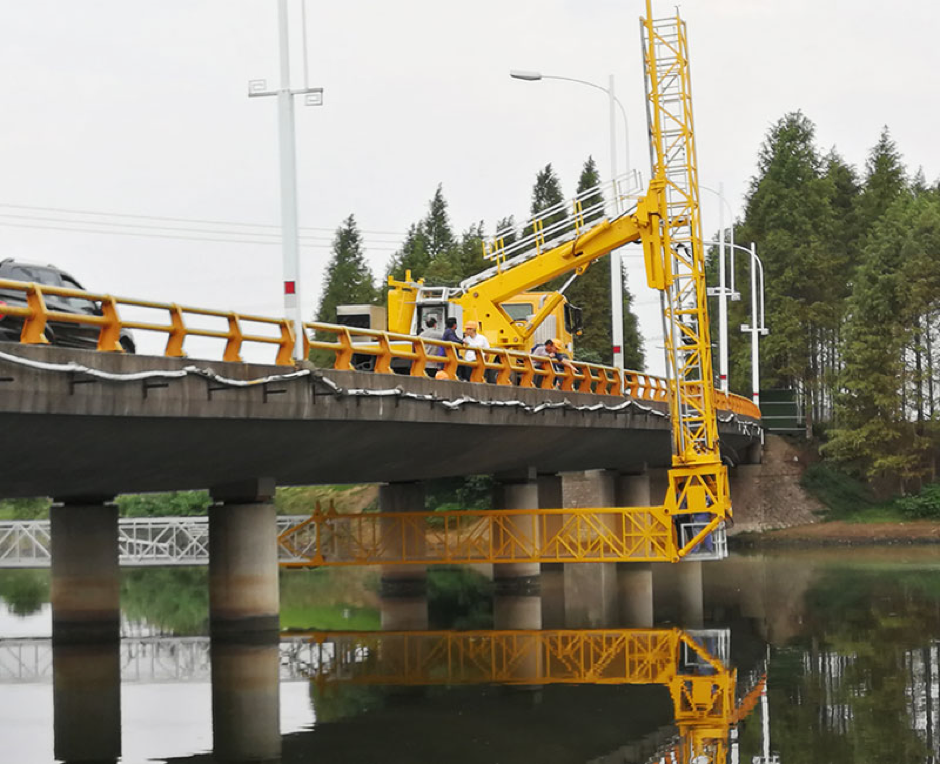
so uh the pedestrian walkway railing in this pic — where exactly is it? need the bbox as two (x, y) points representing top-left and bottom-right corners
(0, 516), (311, 568)
(0, 636), (325, 683)
(0, 277), (760, 419)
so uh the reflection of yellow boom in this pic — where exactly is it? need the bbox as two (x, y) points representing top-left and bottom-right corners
(293, 627), (763, 764)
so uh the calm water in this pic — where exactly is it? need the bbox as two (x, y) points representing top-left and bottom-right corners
(1, 549), (939, 763)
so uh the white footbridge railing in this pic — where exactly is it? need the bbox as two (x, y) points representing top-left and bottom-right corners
(0, 635), (330, 683)
(0, 516), (311, 568)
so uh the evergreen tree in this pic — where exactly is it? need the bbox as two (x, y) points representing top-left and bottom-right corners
(857, 127), (907, 231)
(424, 184), (456, 259)
(528, 163), (567, 241)
(386, 185), (458, 285)
(425, 222), (488, 285)
(735, 112), (839, 425)
(386, 222), (430, 282)
(562, 156), (644, 367)
(315, 215), (378, 323)
(824, 192), (940, 489)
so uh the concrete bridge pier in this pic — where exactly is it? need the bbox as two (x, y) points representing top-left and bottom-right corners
(537, 474), (565, 628)
(50, 499), (122, 761)
(616, 470), (655, 628)
(208, 479), (280, 637)
(52, 640), (122, 764)
(560, 470), (618, 627)
(50, 499), (120, 643)
(379, 481), (428, 630)
(211, 635), (281, 763)
(492, 474), (548, 618)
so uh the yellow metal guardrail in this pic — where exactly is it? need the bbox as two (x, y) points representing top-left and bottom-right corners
(0, 279), (760, 419)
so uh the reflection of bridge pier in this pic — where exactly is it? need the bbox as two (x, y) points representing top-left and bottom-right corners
(47, 479), (284, 762)
(210, 636), (282, 763)
(53, 640), (121, 764)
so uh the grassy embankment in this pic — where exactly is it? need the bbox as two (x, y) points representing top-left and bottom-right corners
(801, 461), (940, 524)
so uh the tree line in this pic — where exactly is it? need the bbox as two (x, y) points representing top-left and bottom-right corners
(315, 157), (645, 369)
(719, 111), (940, 491)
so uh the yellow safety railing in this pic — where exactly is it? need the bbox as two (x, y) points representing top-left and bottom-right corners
(0, 278), (296, 365)
(276, 500), (728, 567)
(0, 278), (760, 419)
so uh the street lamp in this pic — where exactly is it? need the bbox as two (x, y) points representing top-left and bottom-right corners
(249, 0), (324, 360)
(706, 240), (768, 406)
(700, 183), (737, 393)
(509, 69), (630, 369)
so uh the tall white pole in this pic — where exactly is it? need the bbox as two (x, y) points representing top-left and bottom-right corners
(277, 0), (305, 360)
(760, 678), (770, 761)
(608, 74), (625, 369)
(750, 242), (760, 407)
(717, 182), (729, 393)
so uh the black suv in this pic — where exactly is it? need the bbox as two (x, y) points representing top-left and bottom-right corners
(0, 259), (135, 352)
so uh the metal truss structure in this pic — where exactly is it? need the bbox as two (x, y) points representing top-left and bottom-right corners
(277, 505), (727, 568)
(0, 636), (323, 683)
(0, 516), (310, 568)
(637, 1), (730, 530)
(295, 627), (730, 687)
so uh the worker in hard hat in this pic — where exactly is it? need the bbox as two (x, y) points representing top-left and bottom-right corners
(460, 320), (490, 382)
(532, 338), (572, 388)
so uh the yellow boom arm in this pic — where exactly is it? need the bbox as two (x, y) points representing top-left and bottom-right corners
(455, 215), (642, 349)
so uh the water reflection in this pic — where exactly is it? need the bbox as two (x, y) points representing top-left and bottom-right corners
(2, 551), (940, 762)
(294, 626), (762, 764)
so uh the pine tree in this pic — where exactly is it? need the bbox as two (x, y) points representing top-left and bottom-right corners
(825, 193), (940, 489)
(385, 222), (430, 282)
(424, 184), (455, 259)
(386, 185), (458, 285)
(857, 127), (907, 230)
(561, 156), (644, 367)
(735, 112), (839, 425)
(315, 215), (378, 323)
(528, 163), (567, 241)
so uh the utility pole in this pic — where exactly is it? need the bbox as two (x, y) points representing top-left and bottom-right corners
(249, 0), (323, 360)
(608, 73), (626, 370)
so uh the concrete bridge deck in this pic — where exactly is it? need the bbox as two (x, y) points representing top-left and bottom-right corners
(0, 345), (759, 500)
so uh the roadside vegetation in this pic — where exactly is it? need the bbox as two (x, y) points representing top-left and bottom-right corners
(801, 461), (940, 523)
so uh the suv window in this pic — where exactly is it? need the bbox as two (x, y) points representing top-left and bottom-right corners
(1, 264), (62, 286)
(59, 275), (96, 313)
(3, 265), (43, 282)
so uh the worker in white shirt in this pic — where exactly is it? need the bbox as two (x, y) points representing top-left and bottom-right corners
(460, 321), (490, 382)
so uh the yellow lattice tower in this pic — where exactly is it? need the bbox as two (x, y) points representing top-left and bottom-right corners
(638, 0), (730, 528)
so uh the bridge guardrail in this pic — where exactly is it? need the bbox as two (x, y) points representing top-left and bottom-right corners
(0, 278), (760, 419)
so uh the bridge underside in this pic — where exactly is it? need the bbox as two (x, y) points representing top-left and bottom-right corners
(0, 345), (758, 499)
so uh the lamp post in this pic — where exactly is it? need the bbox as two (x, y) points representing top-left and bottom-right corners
(701, 184), (736, 393)
(249, 0), (324, 360)
(510, 69), (630, 369)
(741, 242), (768, 407)
(706, 240), (767, 406)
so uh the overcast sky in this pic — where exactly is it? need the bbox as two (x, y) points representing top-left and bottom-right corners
(2, 0), (937, 371)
